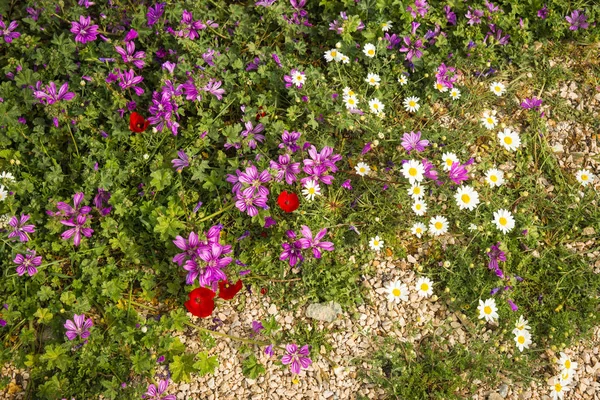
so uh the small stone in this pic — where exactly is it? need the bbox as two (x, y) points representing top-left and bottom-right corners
(498, 384), (509, 398)
(267, 304), (277, 315)
(488, 393), (503, 400)
(305, 302), (342, 322)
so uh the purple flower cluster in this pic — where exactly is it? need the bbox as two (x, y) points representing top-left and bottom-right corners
(279, 130), (301, 153)
(14, 249), (42, 277)
(280, 226), (334, 267)
(484, 24), (510, 46)
(172, 226), (233, 287)
(407, 0), (429, 19)
(33, 82), (76, 105)
(144, 379), (176, 400)
(147, 3), (166, 26)
(107, 68), (145, 96)
(227, 165), (271, 217)
(283, 0), (312, 27)
(174, 10), (218, 40)
(301, 145), (342, 186)
(435, 63), (458, 89)
(47, 193), (97, 247)
(329, 11), (364, 35)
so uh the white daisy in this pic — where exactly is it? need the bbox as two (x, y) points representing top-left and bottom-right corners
(449, 88), (461, 100)
(428, 215), (448, 236)
(408, 183), (425, 199)
(477, 298), (499, 323)
(0, 171), (16, 182)
(434, 81), (448, 92)
(497, 128), (521, 151)
(302, 179), (321, 201)
(481, 110), (498, 130)
(415, 277), (433, 297)
(454, 185), (480, 211)
(559, 369), (574, 386)
(401, 160), (425, 183)
(485, 168), (505, 187)
(412, 200), (428, 216)
(575, 169), (595, 186)
(339, 54), (350, 64)
(363, 43), (376, 58)
(343, 87), (356, 97)
(291, 70), (305, 87)
(411, 222), (427, 238)
(0, 185), (7, 202)
(365, 73), (381, 86)
(355, 162), (370, 176)
(324, 49), (340, 62)
(369, 235), (384, 251)
(344, 95), (359, 110)
(513, 329), (532, 352)
(493, 209), (515, 234)
(386, 280), (409, 303)
(441, 152), (459, 171)
(369, 98), (384, 115)
(513, 315), (531, 332)
(549, 378), (569, 400)
(381, 21), (392, 31)
(398, 75), (408, 86)
(490, 81), (506, 96)
(558, 352), (578, 373)
(403, 96), (420, 113)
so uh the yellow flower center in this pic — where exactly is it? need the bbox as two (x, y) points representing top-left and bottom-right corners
(565, 360), (571, 369)
(461, 194), (470, 203)
(368, 49), (374, 55)
(495, 86), (501, 92)
(434, 222), (443, 230)
(413, 187), (420, 194)
(360, 168), (365, 173)
(518, 336), (525, 344)
(416, 204), (422, 210)
(490, 175), (498, 182)
(416, 228), (422, 233)
(373, 240), (379, 246)
(296, 75), (302, 81)
(581, 174), (588, 181)
(446, 159), (453, 166)
(409, 167), (417, 176)
(308, 188), (315, 194)
(409, 101), (416, 107)
(373, 104), (379, 109)
(504, 136), (513, 145)
(484, 306), (492, 314)
(487, 117), (494, 124)
(420, 283), (429, 292)
(331, 51), (337, 57)
(392, 288), (401, 297)
(349, 99), (355, 104)
(499, 217), (507, 226)
(555, 383), (562, 392)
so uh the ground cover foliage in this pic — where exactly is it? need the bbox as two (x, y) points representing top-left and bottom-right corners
(0, 0), (599, 398)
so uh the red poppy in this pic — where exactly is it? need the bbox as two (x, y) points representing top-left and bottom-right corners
(255, 106), (267, 121)
(218, 279), (243, 300)
(184, 287), (215, 318)
(277, 191), (299, 213)
(129, 112), (150, 133)
(260, 287), (268, 296)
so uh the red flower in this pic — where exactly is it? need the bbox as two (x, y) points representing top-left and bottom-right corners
(129, 112), (150, 133)
(184, 287), (215, 318)
(255, 106), (267, 121)
(218, 280), (243, 300)
(277, 191), (299, 213)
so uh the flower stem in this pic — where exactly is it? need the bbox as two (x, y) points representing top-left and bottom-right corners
(197, 203), (234, 223)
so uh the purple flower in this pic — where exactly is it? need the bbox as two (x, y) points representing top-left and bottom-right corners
(61, 214), (94, 246)
(93, 188), (112, 216)
(53, 192), (92, 219)
(123, 29), (138, 42)
(202, 48), (216, 66)
(203, 80), (225, 100)
(184, 243), (232, 286)
(234, 191), (268, 217)
(70, 16), (99, 44)
(33, 82), (76, 105)
(280, 240), (304, 267)
(256, 0), (277, 6)
(264, 344), (274, 357)
(485, 0), (501, 13)
(0, 19), (21, 44)
(0, 320), (6, 327)
(172, 150), (189, 172)
(246, 57), (261, 71)
(283, 69), (305, 89)
(78, 0), (95, 7)
(383, 33), (401, 49)
(147, 3), (166, 26)
(465, 8), (484, 25)
(521, 97), (543, 110)
(487, 242), (506, 271)
(401, 131), (429, 153)
(484, 24), (510, 46)
(118, 69), (144, 96)
(399, 36), (424, 62)
(507, 299), (518, 312)
(490, 287), (501, 296)
(435, 63), (458, 89)
(341, 179), (353, 190)
(157, 355), (165, 363)
(252, 320), (264, 334)
(64, 314), (93, 341)
(115, 42), (146, 69)
(566, 10), (589, 30)
(448, 162), (469, 185)
(297, 226), (334, 259)
(279, 130), (301, 153)
(407, 0), (429, 18)
(14, 249), (42, 276)
(144, 379), (176, 400)
(361, 143), (372, 155)
(177, 10), (212, 40)
(444, 6), (457, 25)
(272, 53), (282, 68)
(27, 8), (41, 21)
(8, 215), (35, 242)
(281, 344), (312, 374)
(162, 61), (176, 74)
(270, 154), (301, 185)
(537, 5), (548, 19)
(263, 216), (277, 229)
(240, 121), (265, 149)
(172, 232), (202, 266)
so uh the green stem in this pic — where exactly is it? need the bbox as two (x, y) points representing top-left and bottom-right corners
(197, 203), (234, 223)
(66, 122), (80, 157)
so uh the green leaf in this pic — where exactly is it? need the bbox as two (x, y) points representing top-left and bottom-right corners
(34, 308), (54, 324)
(193, 352), (219, 377)
(40, 344), (70, 372)
(168, 309), (188, 331)
(131, 351), (153, 374)
(60, 291), (77, 306)
(242, 355), (265, 379)
(150, 169), (172, 191)
(170, 354), (196, 383)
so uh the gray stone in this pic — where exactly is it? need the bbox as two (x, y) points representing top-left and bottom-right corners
(498, 384), (509, 398)
(305, 301), (342, 322)
(488, 393), (503, 400)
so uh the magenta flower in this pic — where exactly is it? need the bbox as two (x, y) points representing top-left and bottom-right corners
(145, 379), (176, 400)
(237, 165), (271, 197)
(172, 232), (202, 266)
(53, 192), (92, 218)
(203, 80), (225, 100)
(0, 19), (20, 43)
(93, 188), (112, 216)
(8, 215), (35, 242)
(399, 36), (424, 62)
(118, 69), (144, 96)
(280, 240), (304, 267)
(70, 16), (99, 44)
(401, 131), (429, 153)
(183, 243), (231, 286)
(566, 10), (589, 31)
(444, 5), (457, 25)
(407, 0), (429, 18)
(487, 242), (506, 273)
(60, 214), (94, 247)
(521, 97), (543, 111)
(341, 179), (353, 190)
(270, 154), (301, 184)
(115, 42), (146, 69)
(240, 121), (265, 149)
(448, 162), (469, 185)
(537, 5), (548, 19)
(147, 3), (166, 26)
(234, 191), (268, 217)
(171, 150), (189, 172)
(64, 314), (93, 341)
(297, 226), (334, 259)
(279, 130), (301, 153)
(14, 249), (42, 276)
(78, 0), (95, 7)
(33, 81), (76, 105)
(465, 8), (484, 25)
(264, 344), (274, 357)
(281, 344), (312, 374)
(507, 299), (519, 312)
